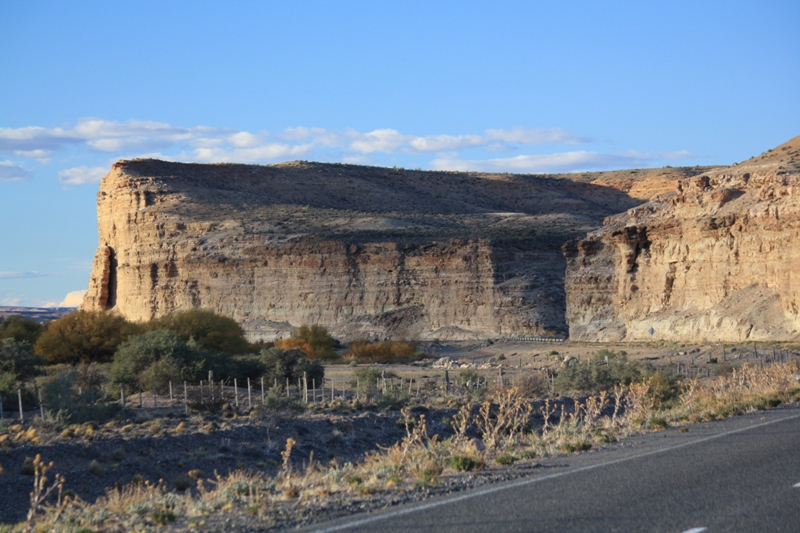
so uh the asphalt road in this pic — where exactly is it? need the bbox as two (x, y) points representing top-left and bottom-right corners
(305, 404), (800, 533)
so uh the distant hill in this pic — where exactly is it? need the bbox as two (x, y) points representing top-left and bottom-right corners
(0, 307), (74, 323)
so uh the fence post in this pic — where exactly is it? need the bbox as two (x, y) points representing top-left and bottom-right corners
(286, 378), (290, 397)
(183, 381), (188, 414)
(247, 378), (252, 408)
(89, 375), (95, 419)
(200, 380), (204, 405)
(234, 379), (239, 408)
(153, 384), (157, 409)
(37, 384), (45, 422)
(169, 381), (174, 408)
(120, 385), (125, 412)
(303, 372), (308, 404)
(312, 379), (316, 404)
(209, 371), (214, 401)
(18, 389), (24, 422)
(261, 378), (265, 403)
(139, 385), (143, 409)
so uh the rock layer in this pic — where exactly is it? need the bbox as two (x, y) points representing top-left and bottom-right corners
(565, 136), (800, 342)
(82, 159), (702, 340)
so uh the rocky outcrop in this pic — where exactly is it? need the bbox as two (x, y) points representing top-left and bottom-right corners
(82, 159), (703, 341)
(565, 136), (800, 342)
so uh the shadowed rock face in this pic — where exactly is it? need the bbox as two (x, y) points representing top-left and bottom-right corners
(81, 158), (704, 341)
(565, 136), (800, 342)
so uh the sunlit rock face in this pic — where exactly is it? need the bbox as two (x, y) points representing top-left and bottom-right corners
(81, 158), (706, 341)
(565, 136), (800, 342)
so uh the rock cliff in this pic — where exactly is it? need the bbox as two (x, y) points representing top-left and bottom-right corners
(565, 136), (800, 342)
(82, 159), (702, 340)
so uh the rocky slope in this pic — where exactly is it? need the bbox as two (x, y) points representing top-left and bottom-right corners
(81, 159), (702, 340)
(565, 136), (800, 342)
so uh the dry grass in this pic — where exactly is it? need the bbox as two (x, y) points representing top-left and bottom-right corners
(13, 361), (800, 532)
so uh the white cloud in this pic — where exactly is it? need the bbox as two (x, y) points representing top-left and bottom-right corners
(0, 160), (32, 181)
(347, 127), (585, 155)
(1, 118), (695, 180)
(58, 166), (107, 185)
(0, 119), (225, 156)
(0, 271), (47, 279)
(228, 131), (263, 148)
(431, 151), (661, 173)
(58, 290), (86, 307)
(484, 127), (590, 145)
(661, 150), (695, 159)
(192, 143), (313, 164)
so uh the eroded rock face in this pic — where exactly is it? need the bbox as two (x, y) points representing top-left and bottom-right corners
(565, 136), (800, 342)
(82, 159), (702, 340)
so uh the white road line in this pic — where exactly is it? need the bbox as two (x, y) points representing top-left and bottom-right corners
(681, 528), (708, 533)
(308, 411), (800, 533)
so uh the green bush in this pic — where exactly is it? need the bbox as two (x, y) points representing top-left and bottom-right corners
(110, 331), (206, 392)
(40, 368), (120, 423)
(35, 310), (138, 364)
(553, 351), (653, 394)
(352, 366), (383, 399)
(145, 309), (251, 354)
(255, 385), (304, 416)
(0, 315), (44, 345)
(0, 339), (45, 405)
(257, 347), (324, 388)
(376, 389), (408, 410)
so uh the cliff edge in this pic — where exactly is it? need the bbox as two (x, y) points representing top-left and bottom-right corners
(565, 136), (800, 342)
(81, 160), (701, 340)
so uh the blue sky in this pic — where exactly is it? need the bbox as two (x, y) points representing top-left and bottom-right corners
(1, 0), (798, 307)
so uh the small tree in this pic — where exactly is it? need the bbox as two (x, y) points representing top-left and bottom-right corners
(34, 310), (138, 364)
(0, 315), (45, 345)
(277, 324), (337, 361)
(258, 347), (324, 387)
(110, 330), (202, 392)
(0, 338), (45, 402)
(146, 309), (250, 354)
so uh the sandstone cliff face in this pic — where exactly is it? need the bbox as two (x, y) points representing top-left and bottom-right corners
(565, 136), (800, 342)
(82, 160), (700, 341)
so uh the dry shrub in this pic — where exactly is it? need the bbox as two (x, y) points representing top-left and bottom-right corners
(346, 340), (421, 364)
(275, 338), (316, 359)
(474, 387), (533, 448)
(512, 372), (549, 398)
(680, 360), (800, 418)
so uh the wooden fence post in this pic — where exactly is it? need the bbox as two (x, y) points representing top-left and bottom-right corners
(18, 389), (24, 422)
(184, 381), (188, 414)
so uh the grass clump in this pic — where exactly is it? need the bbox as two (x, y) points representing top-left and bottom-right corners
(449, 455), (480, 472)
(495, 454), (516, 466)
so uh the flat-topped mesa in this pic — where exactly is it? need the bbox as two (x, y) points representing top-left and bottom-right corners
(81, 158), (704, 341)
(565, 136), (800, 342)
